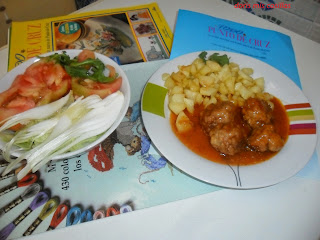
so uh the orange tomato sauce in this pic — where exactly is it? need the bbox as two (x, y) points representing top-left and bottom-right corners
(170, 97), (289, 166)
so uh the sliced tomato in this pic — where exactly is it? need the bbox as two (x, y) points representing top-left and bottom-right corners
(25, 60), (68, 87)
(0, 97), (35, 130)
(106, 65), (116, 78)
(78, 49), (95, 62)
(0, 86), (19, 107)
(48, 76), (71, 102)
(6, 96), (35, 109)
(72, 76), (122, 99)
(0, 60), (71, 129)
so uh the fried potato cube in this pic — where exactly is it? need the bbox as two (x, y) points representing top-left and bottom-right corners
(176, 111), (193, 133)
(199, 75), (215, 87)
(255, 77), (264, 90)
(217, 64), (230, 80)
(184, 98), (195, 113)
(242, 78), (254, 88)
(219, 83), (229, 95)
(200, 87), (217, 96)
(179, 65), (192, 77)
(229, 62), (239, 72)
(250, 85), (262, 94)
(193, 58), (205, 71)
(256, 92), (273, 101)
(190, 63), (197, 76)
(170, 85), (184, 95)
(182, 78), (189, 88)
(238, 70), (251, 80)
(184, 89), (198, 101)
(169, 102), (186, 115)
(164, 76), (176, 90)
(203, 96), (217, 107)
(218, 94), (229, 102)
(189, 80), (200, 92)
(208, 73), (219, 83)
(235, 82), (243, 92)
(162, 73), (170, 81)
(206, 60), (222, 72)
(195, 93), (204, 104)
(239, 85), (253, 100)
(242, 68), (254, 76)
(170, 93), (185, 103)
(225, 77), (235, 94)
(199, 65), (212, 76)
(171, 71), (186, 82)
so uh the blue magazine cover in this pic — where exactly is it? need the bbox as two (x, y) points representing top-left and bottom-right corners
(170, 9), (301, 88)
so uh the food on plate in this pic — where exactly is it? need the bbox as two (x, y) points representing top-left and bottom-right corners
(135, 23), (154, 35)
(0, 49), (122, 129)
(0, 56), (71, 129)
(163, 52), (289, 165)
(0, 50), (125, 179)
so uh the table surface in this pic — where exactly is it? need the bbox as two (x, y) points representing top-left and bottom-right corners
(1, 0), (320, 239)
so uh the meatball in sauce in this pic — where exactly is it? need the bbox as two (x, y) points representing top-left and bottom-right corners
(199, 98), (286, 156)
(242, 98), (272, 128)
(170, 96), (289, 166)
(200, 101), (250, 155)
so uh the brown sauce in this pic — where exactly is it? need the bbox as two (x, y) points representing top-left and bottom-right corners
(170, 97), (289, 166)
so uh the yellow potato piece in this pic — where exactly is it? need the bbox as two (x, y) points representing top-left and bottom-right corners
(169, 102), (186, 115)
(164, 53), (267, 110)
(176, 111), (193, 133)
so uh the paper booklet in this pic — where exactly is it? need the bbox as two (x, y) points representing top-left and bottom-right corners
(7, 2), (173, 71)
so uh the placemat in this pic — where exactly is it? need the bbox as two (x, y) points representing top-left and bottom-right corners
(0, 59), (222, 240)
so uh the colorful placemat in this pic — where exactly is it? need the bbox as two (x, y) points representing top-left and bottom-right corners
(0, 59), (222, 240)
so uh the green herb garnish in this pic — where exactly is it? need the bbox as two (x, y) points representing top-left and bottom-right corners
(198, 51), (230, 66)
(40, 51), (117, 83)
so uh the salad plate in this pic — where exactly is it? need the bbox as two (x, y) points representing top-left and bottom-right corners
(0, 49), (130, 161)
(141, 51), (317, 189)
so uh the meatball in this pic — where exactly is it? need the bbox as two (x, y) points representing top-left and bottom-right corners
(200, 101), (237, 133)
(209, 123), (248, 155)
(242, 98), (272, 128)
(248, 124), (284, 152)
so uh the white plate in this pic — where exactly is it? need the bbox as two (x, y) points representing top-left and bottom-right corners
(141, 51), (317, 189)
(0, 49), (130, 161)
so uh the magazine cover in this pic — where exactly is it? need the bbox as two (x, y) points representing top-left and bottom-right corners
(170, 9), (300, 87)
(7, 2), (173, 71)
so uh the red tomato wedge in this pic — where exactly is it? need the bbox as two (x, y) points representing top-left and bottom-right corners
(0, 60), (71, 128)
(72, 64), (122, 98)
(78, 49), (96, 62)
(72, 75), (122, 99)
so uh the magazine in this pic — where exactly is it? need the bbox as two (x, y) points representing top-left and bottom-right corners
(7, 2), (173, 71)
(170, 9), (300, 87)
